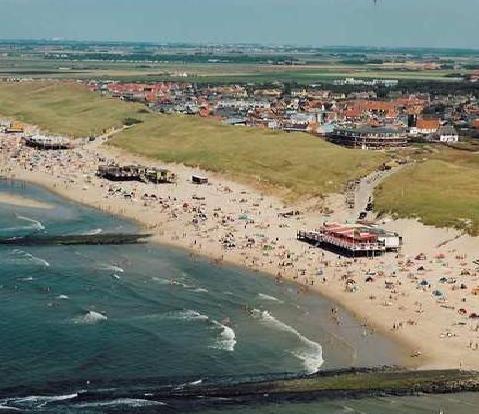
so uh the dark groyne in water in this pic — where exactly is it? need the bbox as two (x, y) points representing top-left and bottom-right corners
(3, 367), (476, 412)
(0, 233), (152, 246)
(144, 367), (479, 404)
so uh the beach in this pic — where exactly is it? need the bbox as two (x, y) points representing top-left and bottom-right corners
(2, 130), (479, 371)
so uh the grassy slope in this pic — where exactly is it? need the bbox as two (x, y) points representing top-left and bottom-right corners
(0, 80), (385, 197)
(110, 115), (385, 197)
(375, 149), (479, 235)
(0, 81), (143, 137)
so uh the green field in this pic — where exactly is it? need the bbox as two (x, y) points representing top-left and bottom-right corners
(110, 115), (385, 197)
(375, 149), (479, 235)
(0, 81), (143, 137)
(0, 57), (467, 84)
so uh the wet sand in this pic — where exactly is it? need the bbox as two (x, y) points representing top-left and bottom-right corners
(0, 193), (54, 209)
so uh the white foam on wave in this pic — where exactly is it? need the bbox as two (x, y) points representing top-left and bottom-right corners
(101, 264), (124, 273)
(253, 309), (324, 373)
(0, 393), (79, 410)
(0, 406), (21, 411)
(73, 310), (108, 325)
(211, 320), (237, 352)
(10, 249), (50, 267)
(19, 276), (34, 282)
(74, 398), (165, 408)
(56, 294), (70, 300)
(258, 293), (284, 303)
(169, 309), (209, 322)
(192, 287), (209, 293)
(15, 215), (45, 231)
(12, 393), (78, 404)
(81, 228), (103, 235)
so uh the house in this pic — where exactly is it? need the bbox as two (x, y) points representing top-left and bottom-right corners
(411, 118), (440, 135)
(435, 125), (459, 143)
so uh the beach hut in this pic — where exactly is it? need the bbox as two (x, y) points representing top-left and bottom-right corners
(192, 175), (208, 185)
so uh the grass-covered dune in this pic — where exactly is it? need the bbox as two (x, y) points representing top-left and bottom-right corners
(375, 149), (479, 235)
(110, 115), (386, 196)
(0, 81), (143, 137)
(0, 80), (385, 197)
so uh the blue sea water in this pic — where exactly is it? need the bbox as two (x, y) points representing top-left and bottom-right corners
(0, 179), (477, 413)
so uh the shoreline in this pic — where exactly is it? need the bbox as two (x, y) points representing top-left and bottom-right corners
(2, 134), (479, 371)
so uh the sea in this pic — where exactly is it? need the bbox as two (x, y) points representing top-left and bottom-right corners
(0, 178), (477, 413)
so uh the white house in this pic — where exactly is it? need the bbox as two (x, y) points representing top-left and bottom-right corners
(436, 125), (459, 143)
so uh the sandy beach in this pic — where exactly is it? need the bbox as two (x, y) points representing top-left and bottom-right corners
(2, 130), (479, 371)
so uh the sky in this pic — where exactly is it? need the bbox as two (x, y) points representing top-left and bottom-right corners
(0, 0), (477, 49)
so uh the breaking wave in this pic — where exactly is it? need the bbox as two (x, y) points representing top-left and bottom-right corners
(253, 309), (323, 373)
(167, 309), (209, 322)
(192, 287), (209, 293)
(101, 264), (124, 273)
(15, 214), (45, 231)
(0, 393), (78, 410)
(258, 293), (283, 303)
(73, 310), (108, 325)
(9, 249), (50, 267)
(73, 398), (165, 409)
(211, 321), (237, 352)
(81, 228), (103, 235)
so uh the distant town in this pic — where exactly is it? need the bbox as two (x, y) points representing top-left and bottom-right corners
(76, 77), (476, 149)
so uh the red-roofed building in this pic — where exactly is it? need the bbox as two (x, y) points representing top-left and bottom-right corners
(412, 118), (440, 135)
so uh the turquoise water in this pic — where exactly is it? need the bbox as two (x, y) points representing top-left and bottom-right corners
(0, 179), (477, 413)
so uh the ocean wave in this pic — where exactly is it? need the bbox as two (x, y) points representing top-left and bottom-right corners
(0, 393), (78, 410)
(152, 276), (170, 285)
(211, 321), (237, 352)
(100, 264), (124, 273)
(253, 309), (323, 373)
(174, 378), (203, 391)
(15, 214), (45, 231)
(73, 310), (108, 325)
(74, 398), (165, 408)
(168, 309), (209, 322)
(18, 276), (34, 282)
(56, 294), (70, 300)
(9, 249), (50, 267)
(81, 228), (103, 235)
(258, 293), (284, 303)
(192, 287), (209, 293)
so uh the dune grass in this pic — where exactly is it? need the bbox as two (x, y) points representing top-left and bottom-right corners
(0, 80), (385, 197)
(110, 115), (386, 197)
(0, 81), (143, 137)
(375, 150), (479, 235)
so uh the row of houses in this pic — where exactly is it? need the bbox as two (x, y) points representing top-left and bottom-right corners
(86, 80), (479, 149)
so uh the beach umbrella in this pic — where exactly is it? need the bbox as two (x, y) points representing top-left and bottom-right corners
(432, 290), (443, 297)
